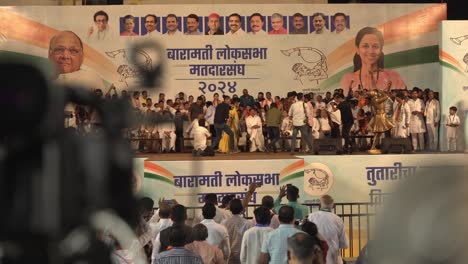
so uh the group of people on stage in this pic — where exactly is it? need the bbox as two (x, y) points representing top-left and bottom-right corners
(114, 184), (347, 264)
(117, 82), (459, 155)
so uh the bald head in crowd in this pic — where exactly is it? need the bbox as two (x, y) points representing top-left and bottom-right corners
(48, 31), (84, 75)
(320, 194), (334, 209)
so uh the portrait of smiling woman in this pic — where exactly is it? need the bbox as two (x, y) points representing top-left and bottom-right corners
(340, 26), (406, 95)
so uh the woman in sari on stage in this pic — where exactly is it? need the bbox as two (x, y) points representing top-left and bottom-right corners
(218, 98), (240, 153)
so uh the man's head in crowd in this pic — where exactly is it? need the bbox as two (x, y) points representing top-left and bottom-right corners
(169, 226), (187, 247)
(254, 206), (272, 225)
(159, 206), (171, 219)
(229, 198), (244, 215)
(138, 197), (154, 221)
(278, 205), (295, 224)
(288, 232), (324, 264)
(320, 194), (334, 210)
(202, 203), (216, 220)
(49, 31), (84, 74)
(221, 194), (235, 209)
(261, 195), (275, 209)
(204, 193), (218, 205)
(192, 224), (209, 241)
(171, 204), (187, 223)
(287, 184), (300, 202)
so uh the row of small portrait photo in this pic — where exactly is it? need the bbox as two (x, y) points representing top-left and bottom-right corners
(87, 10), (351, 40)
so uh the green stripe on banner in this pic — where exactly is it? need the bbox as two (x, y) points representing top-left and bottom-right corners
(320, 45), (439, 90)
(441, 60), (465, 75)
(384, 45), (439, 69)
(144, 172), (174, 185)
(280, 171), (304, 183)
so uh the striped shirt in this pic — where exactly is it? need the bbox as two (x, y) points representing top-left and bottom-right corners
(153, 247), (203, 264)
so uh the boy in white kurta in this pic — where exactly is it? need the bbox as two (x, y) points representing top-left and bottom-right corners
(446, 106), (460, 152)
(246, 108), (265, 152)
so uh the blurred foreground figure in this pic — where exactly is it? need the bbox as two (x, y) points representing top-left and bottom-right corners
(369, 165), (468, 264)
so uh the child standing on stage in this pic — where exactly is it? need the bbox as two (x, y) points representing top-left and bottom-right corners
(446, 106), (460, 152)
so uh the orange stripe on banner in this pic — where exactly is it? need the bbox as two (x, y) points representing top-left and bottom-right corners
(279, 159), (304, 178)
(327, 4), (447, 73)
(0, 9), (116, 79)
(439, 49), (463, 70)
(144, 161), (174, 179)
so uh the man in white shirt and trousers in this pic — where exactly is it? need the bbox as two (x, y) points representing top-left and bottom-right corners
(407, 89), (426, 151)
(308, 195), (348, 264)
(424, 90), (440, 151)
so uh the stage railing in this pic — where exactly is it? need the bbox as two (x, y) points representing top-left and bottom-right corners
(181, 202), (381, 260)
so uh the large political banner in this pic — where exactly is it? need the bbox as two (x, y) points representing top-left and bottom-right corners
(439, 21), (468, 152)
(134, 154), (466, 208)
(0, 4), (445, 99)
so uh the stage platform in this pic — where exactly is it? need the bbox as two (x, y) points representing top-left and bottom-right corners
(134, 150), (465, 161)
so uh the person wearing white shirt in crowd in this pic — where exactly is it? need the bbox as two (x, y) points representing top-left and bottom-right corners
(157, 111), (176, 152)
(226, 13), (246, 36)
(205, 101), (216, 137)
(193, 119), (215, 156)
(391, 92), (411, 138)
(241, 206), (274, 264)
(327, 98), (342, 138)
(200, 203), (231, 261)
(446, 106), (460, 152)
(193, 193), (229, 225)
(248, 12), (267, 35)
(318, 109), (332, 138)
(424, 90), (440, 151)
(407, 89), (426, 151)
(164, 14), (183, 36)
(288, 92), (315, 154)
(315, 95), (327, 111)
(308, 195), (348, 264)
(260, 206), (303, 264)
(221, 199), (252, 264)
(144, 14), (161, 37)
(246, 108), (265, 152)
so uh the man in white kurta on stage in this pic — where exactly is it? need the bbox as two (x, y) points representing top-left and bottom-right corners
(407, 89), (426, 151)
(392, 92), (411, 138)
(157, 111), (176, 152)
(424, 90), (440, 151)
(246, 108), (265, 152)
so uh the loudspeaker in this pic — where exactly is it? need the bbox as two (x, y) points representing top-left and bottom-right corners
(381, 137), (412, 154)
(314, 138), (343, 155)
